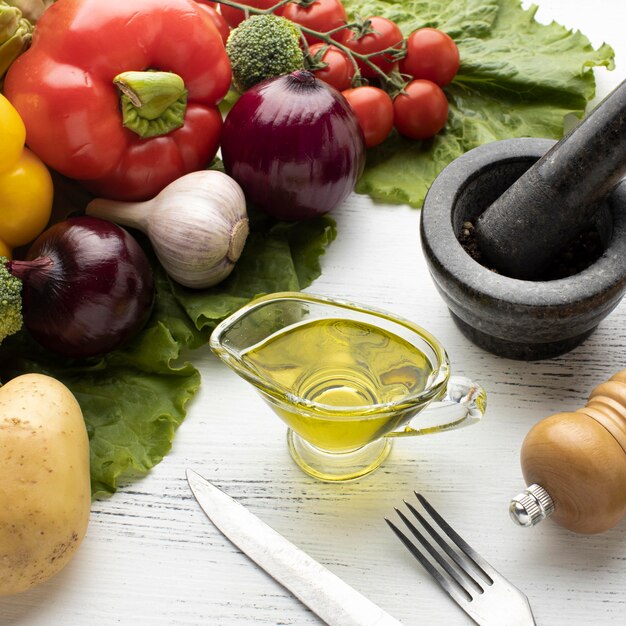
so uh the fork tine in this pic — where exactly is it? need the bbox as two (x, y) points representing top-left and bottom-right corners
(385, 517), (471, 606)
(389, 495), (537, 626)
(405, 499), (490, 587)
(416, 492), (497, 582)
(393, 506), (478, 595)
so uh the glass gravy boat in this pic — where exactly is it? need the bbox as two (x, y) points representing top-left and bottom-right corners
(210, 292), (486, 482)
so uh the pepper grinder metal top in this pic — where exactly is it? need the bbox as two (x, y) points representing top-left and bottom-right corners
(510, 484), (555, 527)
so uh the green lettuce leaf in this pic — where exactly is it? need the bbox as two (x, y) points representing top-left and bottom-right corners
(344, 0), (615, 207)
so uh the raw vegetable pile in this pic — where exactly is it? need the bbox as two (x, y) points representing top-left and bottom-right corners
(0, 0), (614, 497)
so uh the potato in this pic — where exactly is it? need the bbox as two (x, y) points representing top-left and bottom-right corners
(0, 373), (91, 596)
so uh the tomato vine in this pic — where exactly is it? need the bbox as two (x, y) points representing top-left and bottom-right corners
(212, 0), (410, 93)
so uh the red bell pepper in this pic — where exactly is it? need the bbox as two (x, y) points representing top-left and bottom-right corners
(4, 0), (232, 201)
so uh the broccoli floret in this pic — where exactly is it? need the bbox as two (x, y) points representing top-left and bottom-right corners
(0, 256), (22, 343)
(226, 14), (305, 93)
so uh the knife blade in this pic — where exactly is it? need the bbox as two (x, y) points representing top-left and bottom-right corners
(186, 469), (403, 626)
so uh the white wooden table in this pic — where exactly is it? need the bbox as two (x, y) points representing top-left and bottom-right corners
(3, 1), (626, 624)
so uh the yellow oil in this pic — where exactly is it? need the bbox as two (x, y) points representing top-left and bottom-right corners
(241, 318), (433, 452)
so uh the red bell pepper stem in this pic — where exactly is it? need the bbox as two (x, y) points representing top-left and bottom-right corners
(113, 70), (188, 139)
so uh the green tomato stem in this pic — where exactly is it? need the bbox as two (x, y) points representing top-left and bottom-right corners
(113, 70), (188, 139)
(214, 0), (407, 91)
(324, 22), (354, 36)
(262, 0), (293, 13)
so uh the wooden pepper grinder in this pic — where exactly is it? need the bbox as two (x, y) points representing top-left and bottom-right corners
(510, 371), (626, 534)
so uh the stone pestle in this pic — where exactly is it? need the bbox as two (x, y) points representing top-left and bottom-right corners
(475, 79), (626, 280)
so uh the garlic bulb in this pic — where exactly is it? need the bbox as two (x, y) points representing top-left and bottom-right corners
(86, 170), (249, 289)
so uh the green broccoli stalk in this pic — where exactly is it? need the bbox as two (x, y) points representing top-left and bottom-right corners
(0, 256), (23, 343)
(226, 14), (305, 93)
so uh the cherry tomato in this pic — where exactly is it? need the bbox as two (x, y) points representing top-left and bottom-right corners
(400, 28), (460, 87)
(393, 79), (448, 140)
(221, 0), (283, 29)
(281, 0), (348, 44)
(309, 43), (355, 91)
(342, 16), (403, 79)
(342, 86), (394, 148)
(196, 2), (230, 45)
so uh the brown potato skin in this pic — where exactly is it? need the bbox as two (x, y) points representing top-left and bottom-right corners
(0, 374), (91, 595)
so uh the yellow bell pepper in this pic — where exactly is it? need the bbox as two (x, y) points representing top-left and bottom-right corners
(0, 92), (52, 258)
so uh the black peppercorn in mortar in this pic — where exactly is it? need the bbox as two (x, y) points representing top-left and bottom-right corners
(458, 220), (603, 280)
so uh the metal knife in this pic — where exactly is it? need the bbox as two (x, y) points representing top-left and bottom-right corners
(186, 469), (403, 626)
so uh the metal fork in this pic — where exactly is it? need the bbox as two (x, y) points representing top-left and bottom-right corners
(386, 493), (536, 626)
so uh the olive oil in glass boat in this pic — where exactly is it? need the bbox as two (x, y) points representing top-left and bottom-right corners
(210, 293), (486, 481)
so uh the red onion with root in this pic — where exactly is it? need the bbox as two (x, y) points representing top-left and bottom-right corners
(8, 216), (154, 359)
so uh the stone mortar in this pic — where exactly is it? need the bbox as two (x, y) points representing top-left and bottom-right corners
(420, 138), (626, 360)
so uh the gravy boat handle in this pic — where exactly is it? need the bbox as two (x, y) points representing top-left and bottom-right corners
(386, 376), (486, 438)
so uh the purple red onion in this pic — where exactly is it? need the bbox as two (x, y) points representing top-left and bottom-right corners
(8, 216), (154, 359)
(221, 70), (365, 220)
